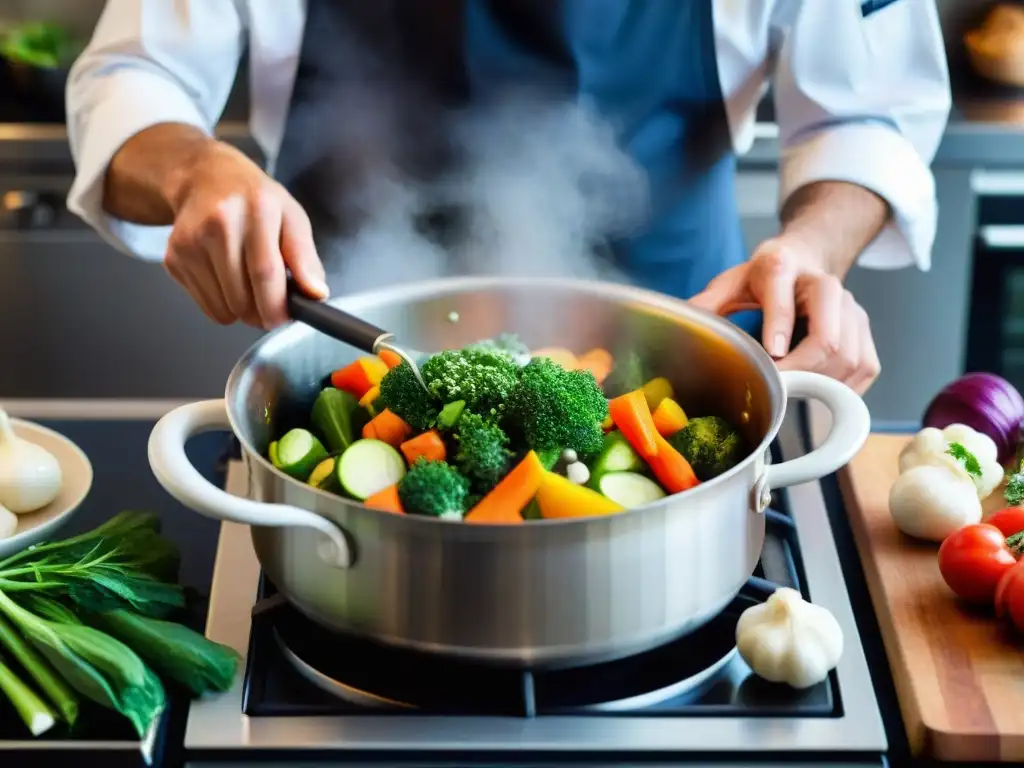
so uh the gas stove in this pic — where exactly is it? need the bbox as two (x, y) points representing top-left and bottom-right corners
(184, 410), (886, 766)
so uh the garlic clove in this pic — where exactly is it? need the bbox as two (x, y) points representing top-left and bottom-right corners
(888, 464), (982, 542)
(0, 410), (64, 514)
(0, 502), (16, 540)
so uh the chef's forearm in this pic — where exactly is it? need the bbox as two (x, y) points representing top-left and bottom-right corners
(102, 123), (214, 225)
(778, 181), (890, 279)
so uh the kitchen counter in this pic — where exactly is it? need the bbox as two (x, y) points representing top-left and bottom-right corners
(0, 400), (229, 768)
(0, 400), (913, 767)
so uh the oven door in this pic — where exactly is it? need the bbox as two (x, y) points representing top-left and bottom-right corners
(965, 171), (1024, 388)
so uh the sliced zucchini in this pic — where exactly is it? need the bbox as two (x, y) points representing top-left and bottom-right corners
(307, 457), (339, 492)
(588, 431), (643, 489)
(268, 440), (282, 468)
(311, 387), (361, 453)
(276, 428), (328, 481)
(335, 439), (407, 500)
(598, 471), (666, 508)
(437, 400), (466, 430)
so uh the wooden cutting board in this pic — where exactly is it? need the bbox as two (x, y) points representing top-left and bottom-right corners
(839, 434), (1024, 762)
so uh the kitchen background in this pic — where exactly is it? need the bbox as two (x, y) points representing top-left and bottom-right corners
(0, 0), (1020, 423)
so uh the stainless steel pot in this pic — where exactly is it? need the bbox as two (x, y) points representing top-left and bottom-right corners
(148, 277), (869, 667)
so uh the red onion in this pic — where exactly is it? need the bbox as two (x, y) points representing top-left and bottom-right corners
(923, 373), (1024, 464)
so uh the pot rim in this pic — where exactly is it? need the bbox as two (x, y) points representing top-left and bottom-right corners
(226, 276), (785, 528)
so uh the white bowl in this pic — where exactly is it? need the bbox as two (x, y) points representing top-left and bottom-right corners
(0, 419), (93, 558)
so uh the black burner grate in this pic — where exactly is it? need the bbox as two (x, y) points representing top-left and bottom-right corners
(242, 465), (837, 720)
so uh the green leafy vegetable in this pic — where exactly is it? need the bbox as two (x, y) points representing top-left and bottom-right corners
(0, 652), (55, 736)
(946, 441), (982, 478)
(92, 610), (238, 697)
(0, 613), (77, 725)
(1006, 470), (1024, 506)
(0, 511), (239, 739)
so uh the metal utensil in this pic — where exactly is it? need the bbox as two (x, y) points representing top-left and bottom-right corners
(284, 279), (427, 390)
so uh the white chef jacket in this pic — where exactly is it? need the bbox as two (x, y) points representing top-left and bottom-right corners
(66, 0), (951, 271)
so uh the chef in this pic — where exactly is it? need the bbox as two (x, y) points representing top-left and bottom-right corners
(66, 0), (950, 395)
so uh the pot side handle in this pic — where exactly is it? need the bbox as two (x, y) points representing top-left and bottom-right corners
(765, 371), (870, 489)
(147, 399), (352, 568)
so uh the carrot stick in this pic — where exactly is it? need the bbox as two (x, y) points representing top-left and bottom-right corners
(400, 429), (446, 464)
(464, 451), (545, 524)
(608, 390), (698, 493)
(378, 349), (403, 369)
(576, 348), (614, 384)
(362, 408), (413, 447)
(365, 485), (404, 514)
(331, 357), (389, 398)
(652, 397), (688, 437)
(608, 390), (659, 456)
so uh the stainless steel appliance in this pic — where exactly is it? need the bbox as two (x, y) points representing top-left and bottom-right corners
(180, 409), (886, 767)
(148, 277), (869, 667)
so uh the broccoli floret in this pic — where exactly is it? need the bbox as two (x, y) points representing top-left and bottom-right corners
(506, 357), (608, 457)
(420, 348), (520, 418)
(397, 459), (471, 519)
(465, 333), (531, 360)
(377, 363), (439, 431)
(668, 415), (745, 481)
(452, 412), (514, 494)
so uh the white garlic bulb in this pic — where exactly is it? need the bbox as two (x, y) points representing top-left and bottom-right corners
(0, 410), (63, 513)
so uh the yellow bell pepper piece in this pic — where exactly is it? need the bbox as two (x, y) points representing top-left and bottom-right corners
(536, 472), (625, 519)
(641, 377), (674, 411)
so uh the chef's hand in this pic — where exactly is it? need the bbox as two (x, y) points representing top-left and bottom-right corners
(164, 140), (328, 329)
(688, 237), (881, 395)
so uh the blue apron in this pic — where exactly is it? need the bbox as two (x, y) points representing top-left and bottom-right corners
(274, 0), (756, 332)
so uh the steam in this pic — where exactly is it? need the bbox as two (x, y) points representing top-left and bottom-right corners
(314, 89), (652, 295)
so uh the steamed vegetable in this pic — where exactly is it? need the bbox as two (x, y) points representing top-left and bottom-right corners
(397, 459), (470, 519)
(330, 357), (389, 399)
(937, 523), (1022, 603)
(507, 357), (609, 457)
(535, 471), (624, 519)
(311, 387), (361, 453)
(377, 363), (440, 431)
(267, 335), (751, 522)
(0, 409), (63, 514)
(421, 348), (520, 418)
(275, 428), (328, 481)
(335, 439), (406, 500)
(736, 588), (844, 689)
(668, 416), (744, 482)
(451, 412), (513, 494)
(923, 373), (1024, 465)
(465, 451), (545, 524)
(608, 390), (699, 493)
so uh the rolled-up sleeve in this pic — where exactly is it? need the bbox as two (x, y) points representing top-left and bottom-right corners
(771, 0), (951, 271)
(66, 0), (245, 261)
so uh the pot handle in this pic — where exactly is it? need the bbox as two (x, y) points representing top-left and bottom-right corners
(765, 371), (870, 489)
(147, 399), (352, 568)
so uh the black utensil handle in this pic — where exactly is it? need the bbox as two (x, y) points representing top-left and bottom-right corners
(285, 279), (388, 353)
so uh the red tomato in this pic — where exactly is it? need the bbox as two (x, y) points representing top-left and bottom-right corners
(985, 507), (1024, 539)
(937, 524), (1018, 603)
(995, 559), (1024, 632)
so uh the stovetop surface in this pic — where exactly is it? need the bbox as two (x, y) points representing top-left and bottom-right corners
(241, 476), (837, 721)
